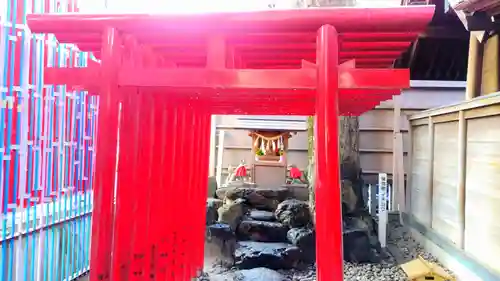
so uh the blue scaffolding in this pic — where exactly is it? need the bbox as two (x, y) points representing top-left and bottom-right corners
(0, 0), (98, 280)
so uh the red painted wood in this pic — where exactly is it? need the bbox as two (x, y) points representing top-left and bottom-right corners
(43, 65), (101, 89)
(26, 6), (435, 281)
(111, 91), (133, 281)
(89, 27), (121, 281)
(44, 67), (409, 94)
(173, 106), (188, 280)
(27, 7), (433, 34)
(28, 7), (432, 68)
(155, 99), (176, 281)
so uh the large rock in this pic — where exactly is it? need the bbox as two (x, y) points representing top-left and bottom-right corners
(340, 164), (366, 210)
(343, 212), (381, 263)
(287, 228), (315, 263)
(235, 241), (302, 270)
(342, 179), (358, 214)
(248, 210), (275, 221)
(344, 212), (379, 247)
(343, 228), (380, 263)
(275, 199), (311, 228)
(205, 223), (237, 267)
(221, 188), (283, 211)
(234, 191), (278, 211)
(237, 220), (288, 242)
(218, 198), (247, 230)
(206, 198), (224, 225)
(210, 268), (288, 281)
(344, 213), (377, 234)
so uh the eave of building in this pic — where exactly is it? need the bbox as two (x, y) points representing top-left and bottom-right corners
(446, 0), (500, 37)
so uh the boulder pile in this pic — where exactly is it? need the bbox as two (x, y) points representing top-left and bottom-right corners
(205, 183), (382, 275)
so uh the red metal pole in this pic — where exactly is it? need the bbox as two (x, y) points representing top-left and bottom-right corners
(315, 24), (344, 281)
(90, 27), (121, 281)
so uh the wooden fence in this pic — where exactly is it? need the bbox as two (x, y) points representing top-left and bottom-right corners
(407, 92), (500, 276)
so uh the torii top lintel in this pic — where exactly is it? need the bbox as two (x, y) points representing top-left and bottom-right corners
(27, 5), (435, 116)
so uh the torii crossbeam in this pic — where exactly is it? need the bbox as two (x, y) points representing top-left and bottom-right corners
(27, 5), (434, 281)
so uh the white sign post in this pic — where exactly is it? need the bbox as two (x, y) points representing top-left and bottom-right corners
(378, 173), (388, 248)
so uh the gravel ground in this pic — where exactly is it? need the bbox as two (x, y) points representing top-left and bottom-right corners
(202, 220), (454, 281)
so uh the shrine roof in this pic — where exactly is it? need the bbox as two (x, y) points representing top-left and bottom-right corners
(27, 6), (434, 69)
(26, 6), (435, 116)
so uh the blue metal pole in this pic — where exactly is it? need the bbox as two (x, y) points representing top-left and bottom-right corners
(15, 2), (32, 280)
(5, 0), (21, 280)
(0, 0), (12, 278)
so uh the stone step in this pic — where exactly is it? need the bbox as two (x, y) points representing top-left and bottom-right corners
(237, 220), (287, 243)
(216, 187), (288, 211)
(216, 184), (310, 201)
(216, 187), (289, 202)
(248, 210), (275, 221)
(208, 268), (289, 281)
(235, 241), (302, 270)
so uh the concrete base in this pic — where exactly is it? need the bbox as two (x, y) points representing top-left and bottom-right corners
(403, 212), (498, 281)
(410, 229), (482, 281)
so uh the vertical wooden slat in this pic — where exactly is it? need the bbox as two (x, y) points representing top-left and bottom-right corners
(392, 97), (401, 211)
(427, 116), (434, 228)
(457, 110), (466, 249)
(406, 120), (414, 221)
(392, 96), (405, 218)
(464, 115), (500, 272)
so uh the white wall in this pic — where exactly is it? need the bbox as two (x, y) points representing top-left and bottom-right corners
(214, 84), (465, 183)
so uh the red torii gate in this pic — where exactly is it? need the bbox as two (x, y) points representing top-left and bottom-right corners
(27, 6), (434, 281)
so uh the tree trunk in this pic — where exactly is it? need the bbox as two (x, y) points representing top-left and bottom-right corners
(307, 116), (315, 222)
(339, 116), (364, 210)
(307, 116), (361, 220)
